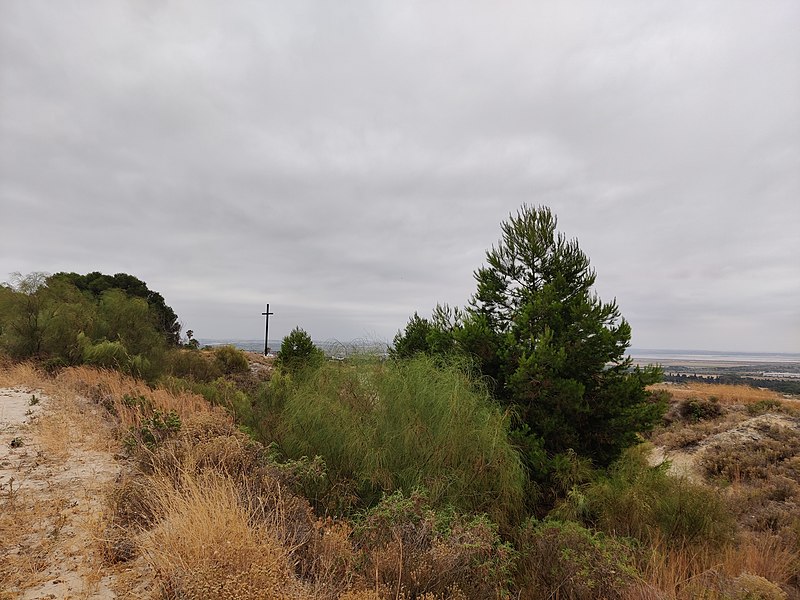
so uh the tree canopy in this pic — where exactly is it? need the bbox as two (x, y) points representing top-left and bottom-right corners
(49, 271), (181, 345)
(0, 271), (181, 379)
(393, 205), (664, 471)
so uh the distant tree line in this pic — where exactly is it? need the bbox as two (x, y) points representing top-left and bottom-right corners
(664, 372), (800, 395)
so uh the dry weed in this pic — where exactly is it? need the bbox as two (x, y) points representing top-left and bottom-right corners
(139, 471), (307, 600)
(56, 366), (217, 432)
(0, 361), (44, 388)
(633, 531), (798, 599)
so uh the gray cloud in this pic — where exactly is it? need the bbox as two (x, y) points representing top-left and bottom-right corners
(1, 0), (798, 351)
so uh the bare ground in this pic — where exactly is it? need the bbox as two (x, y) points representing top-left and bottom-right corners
(0, 386), (126, 599)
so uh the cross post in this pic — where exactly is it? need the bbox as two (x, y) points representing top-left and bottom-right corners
(262, 304), (274, 356)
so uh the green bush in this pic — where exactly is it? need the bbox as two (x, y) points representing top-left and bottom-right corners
(355, 491), (515, 599)
(165, 349), (222, 382)
(554, 444), (736, 549)
(83, 339), (130, 370)
(123, 409), (181, 452)
(277, 327), (325, 372)
(278, 355), (526, 524)
(678, 396), (722, 422)
(515, 519), (639, 600)
(212, 345), (249, 375)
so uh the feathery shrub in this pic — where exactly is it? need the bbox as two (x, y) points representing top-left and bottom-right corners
(279, 355), (526, 523)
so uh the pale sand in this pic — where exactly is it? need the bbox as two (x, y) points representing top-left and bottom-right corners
(1, 386), (122, 599)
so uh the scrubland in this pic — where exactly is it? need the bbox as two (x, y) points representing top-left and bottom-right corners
(1, 355), (798, 599)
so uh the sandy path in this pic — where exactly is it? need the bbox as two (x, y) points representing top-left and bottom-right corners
(1, 386), (123, 599)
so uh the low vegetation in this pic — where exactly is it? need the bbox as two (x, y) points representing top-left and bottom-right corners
(3, 356), (798, 599)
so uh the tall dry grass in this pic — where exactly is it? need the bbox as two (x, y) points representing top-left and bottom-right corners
(0, 360), (44, 388)
(55, 365), (220, 432)
(632, 531), (797, 600)
(650, 382), (785, 406)
(140, 470), (307, 600)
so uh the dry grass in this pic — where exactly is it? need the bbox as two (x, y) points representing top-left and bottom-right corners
(650, 382), (788, 407)
(56, 365), (221, 433)
(642, 381), (800, 599)
(0, 361), (44, 388)
(140, 470), (307, 600)
(629, 531), (798, 599)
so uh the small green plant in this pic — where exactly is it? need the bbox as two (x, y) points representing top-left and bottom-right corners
(124, 410), (182, 451)
(515, 519), (639, 599)
(122, 393), (152, 410)
(213, 345), (250, 375)
(678, 396), (722, 422)
(28, 394), (39, 406)
(747, 399), (783, 416)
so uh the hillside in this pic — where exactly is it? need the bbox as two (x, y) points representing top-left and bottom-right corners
(1, 359), (798, 599)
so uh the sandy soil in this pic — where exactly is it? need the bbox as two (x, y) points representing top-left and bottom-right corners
(649, 412), (800, 484)
(0, 386), (123, 599)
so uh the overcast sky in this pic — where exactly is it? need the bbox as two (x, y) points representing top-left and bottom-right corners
(1, 1), (798, 352)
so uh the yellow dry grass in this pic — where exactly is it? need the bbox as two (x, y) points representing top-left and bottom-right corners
(139, 470), (307, 600)
(630, 531), (797, 600)
(56, 365), (222, 432)
(0, 361), (43, 388)
(650, 382), (786, 405)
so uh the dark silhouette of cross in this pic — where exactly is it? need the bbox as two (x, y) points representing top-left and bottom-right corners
(262, 304), (274, 356)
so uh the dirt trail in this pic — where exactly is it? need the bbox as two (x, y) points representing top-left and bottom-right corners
(1, 386), (123, 599)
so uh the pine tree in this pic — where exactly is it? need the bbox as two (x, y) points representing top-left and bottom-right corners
(463, 205), (663, 466)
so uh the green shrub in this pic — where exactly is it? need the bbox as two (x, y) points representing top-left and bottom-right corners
(213, 345), (249, 375)
(354, 491), (515, 599)
(165, 349), (222, 382)
(83, 339), (129, 370)
(678, 396), (722, 422)
(554, 444), (736, 549)
(278, 355), (526, 524)
(515, 519), (639, 600)
(123, 409), (181, 452)
(747, 399), (783, 416)
(277, 327), (325, 372)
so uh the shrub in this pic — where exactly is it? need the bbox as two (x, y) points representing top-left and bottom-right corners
(278, 355), (526, 523)
(747, 399), (783, 416)
(123, 409), (182, 452)
(354, 491), (514, 599)
(83, 339), (129, 370)
(165, 349), (222, 382)
(678, 396), (723, 422)
(728, 573), (788, 600)
(701, 424), (800, 482)
(213, 345), (250, 375)
(554, 444), (736, 549)
(515, 519), (639, 600)
(277, 327), (325, 372)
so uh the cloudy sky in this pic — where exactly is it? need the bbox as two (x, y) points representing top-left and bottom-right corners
(1, 1), (798, 352)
